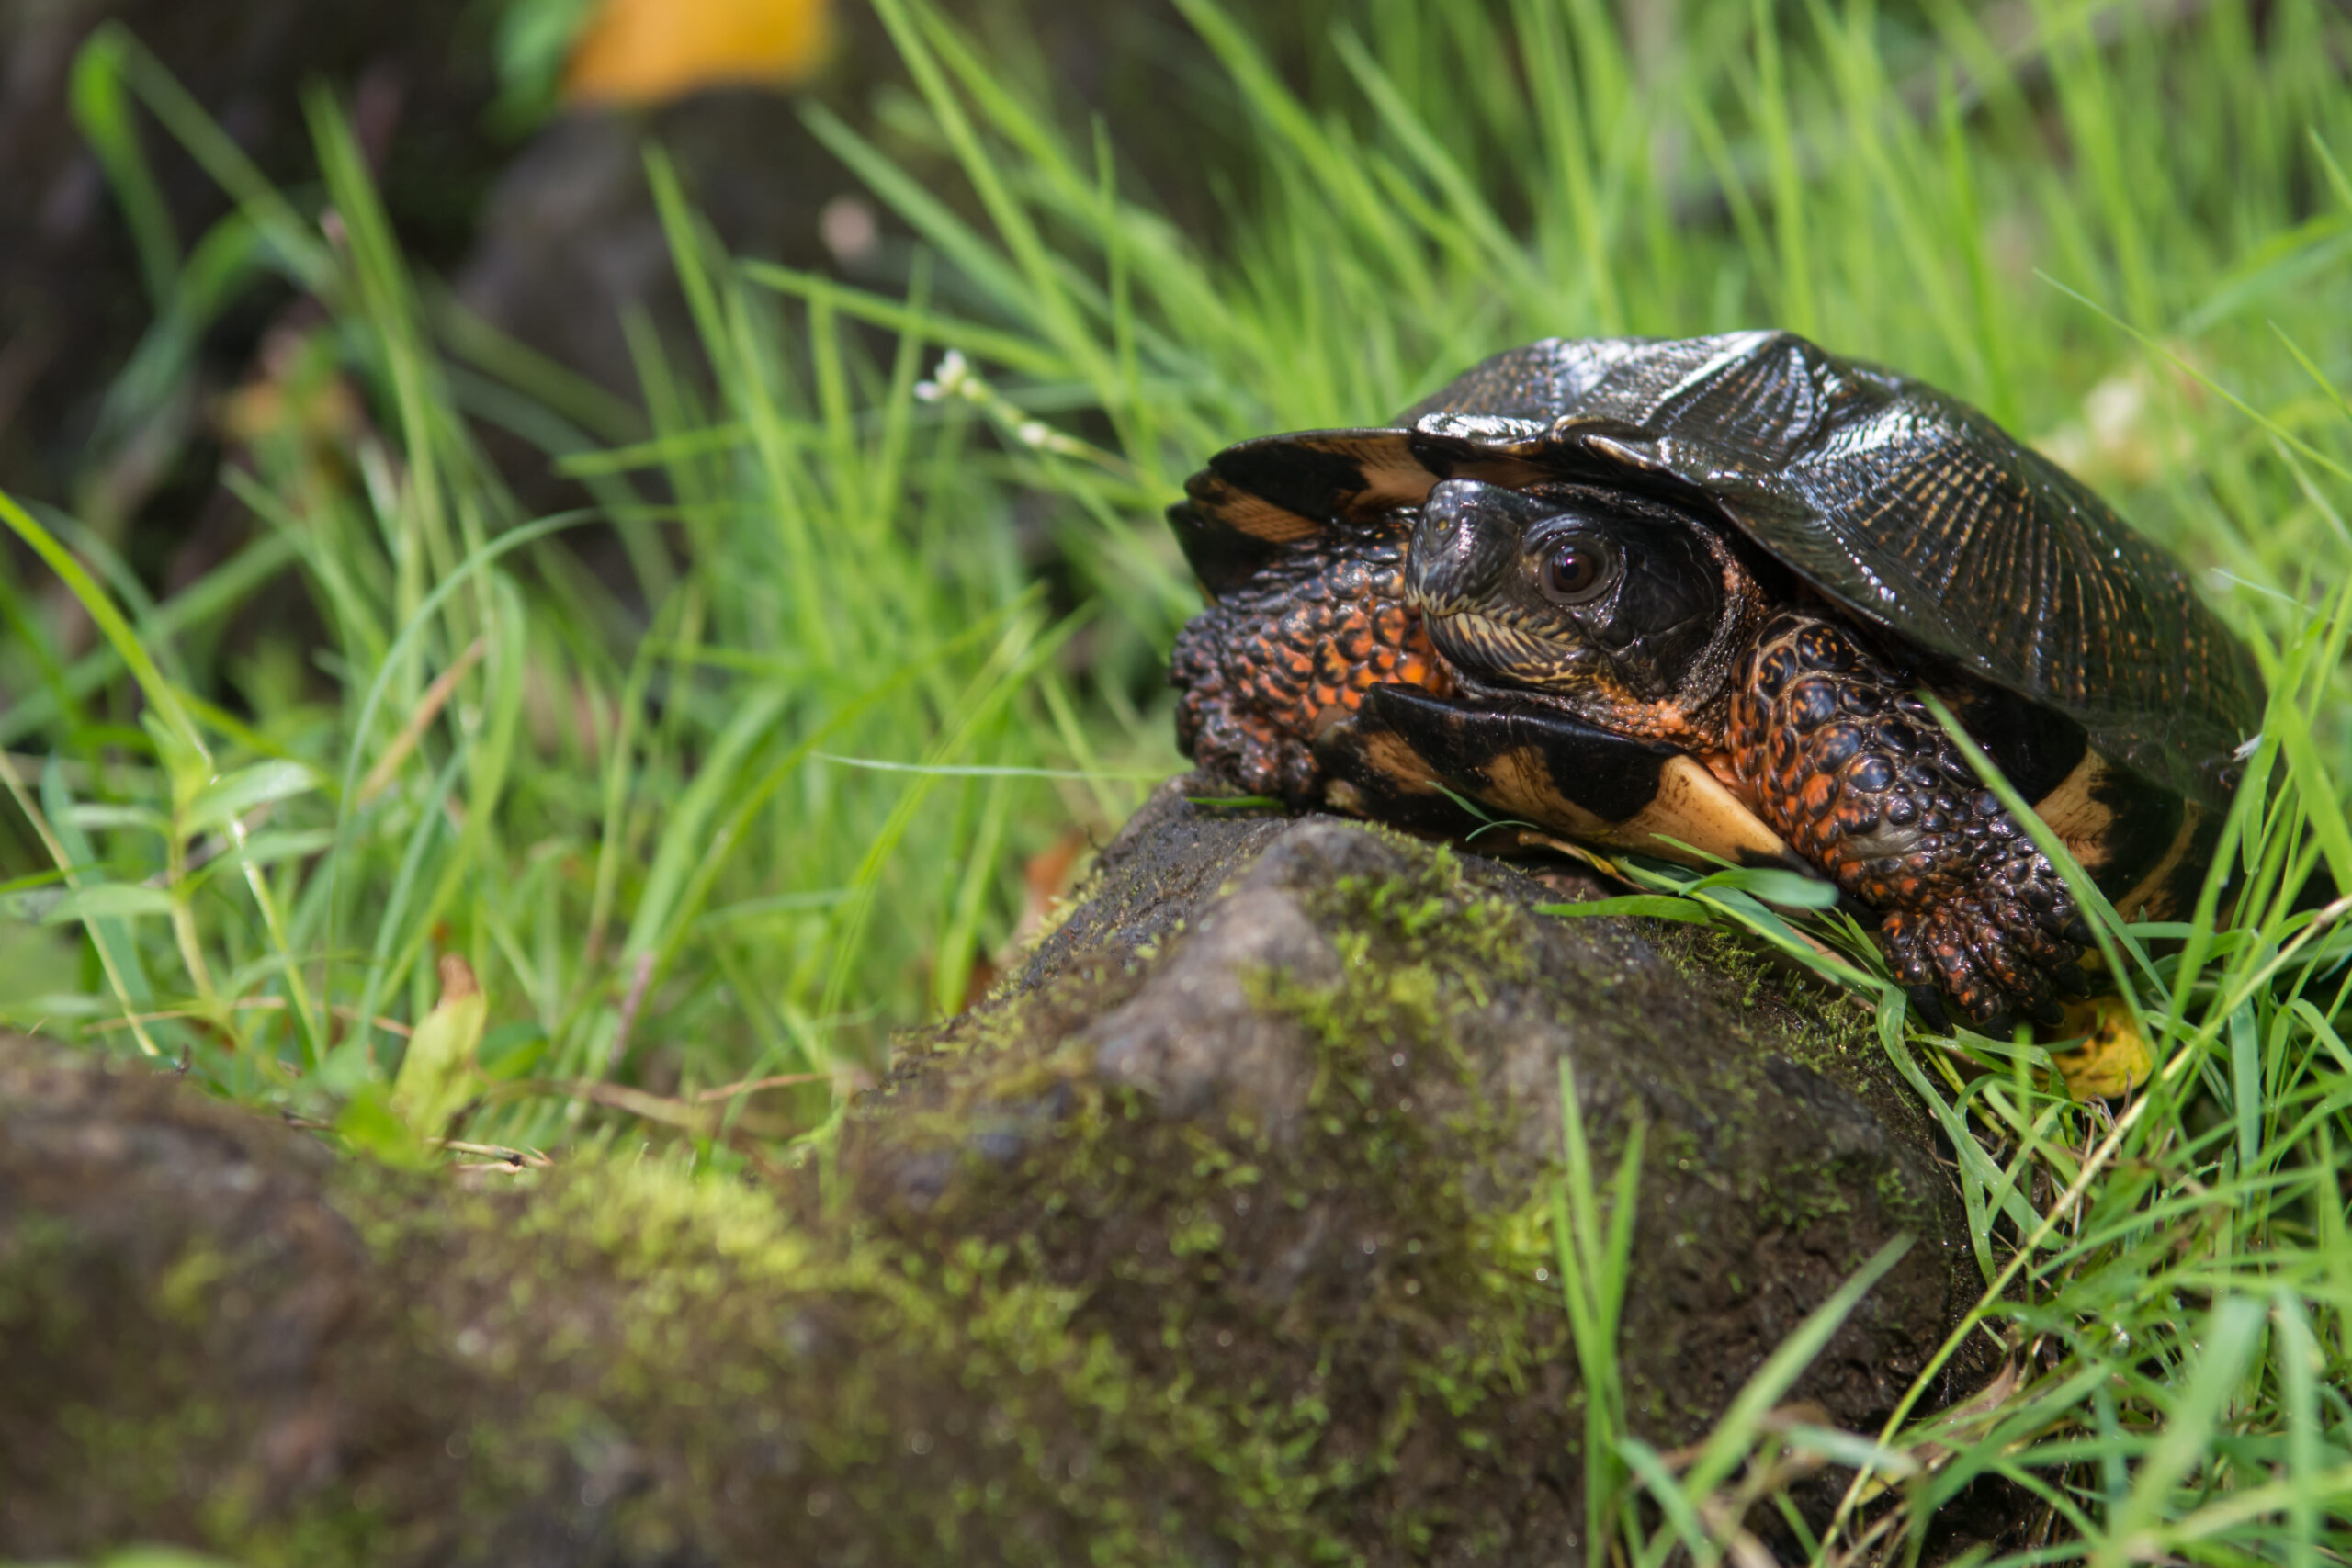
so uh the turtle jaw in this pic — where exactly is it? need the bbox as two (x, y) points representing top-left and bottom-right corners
(1419, 608), (1607, 702)
(1421, 606), (1713, 748)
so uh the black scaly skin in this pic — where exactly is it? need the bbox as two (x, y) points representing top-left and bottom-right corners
(1727, 610), (2089, 1028)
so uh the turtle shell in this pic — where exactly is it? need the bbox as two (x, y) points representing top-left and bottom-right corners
(1171, 331), (2264, 810)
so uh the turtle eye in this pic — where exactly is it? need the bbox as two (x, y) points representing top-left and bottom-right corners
(1536, 533), (1618, 605)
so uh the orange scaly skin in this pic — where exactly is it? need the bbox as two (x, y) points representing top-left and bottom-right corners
(1171, 543), (1454, 801)
(1727, 611), (2085, 1026)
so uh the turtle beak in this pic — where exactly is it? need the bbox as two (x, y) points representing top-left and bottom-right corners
(1408, 479), (1520, 615)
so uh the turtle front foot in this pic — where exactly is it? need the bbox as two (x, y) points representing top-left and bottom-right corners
(1731, 609), (2094, 1031)
(1170, 545), (1455, 806)
(1880, 900), (2086, 1032)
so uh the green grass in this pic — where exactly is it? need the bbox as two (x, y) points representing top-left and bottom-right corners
(6, 0), (2352, 1560)
(0, 25), (1175, 1155)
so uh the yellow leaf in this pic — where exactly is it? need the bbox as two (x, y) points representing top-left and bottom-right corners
(390, 954), (490, 1139)
(2051, 997), (2154, 1101)
(565, 0), (831, 107)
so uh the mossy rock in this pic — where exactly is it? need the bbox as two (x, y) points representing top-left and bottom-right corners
(0, 780), (1997, 1565)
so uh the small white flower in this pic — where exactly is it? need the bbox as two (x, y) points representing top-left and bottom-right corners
(1017, 420), (1052, 448)
(914, 348), (970, 403)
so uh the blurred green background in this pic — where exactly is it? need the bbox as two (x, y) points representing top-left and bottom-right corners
(6, 0), (2352, 1556)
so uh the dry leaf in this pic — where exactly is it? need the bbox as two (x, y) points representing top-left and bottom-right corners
(566, 0), (831, 106)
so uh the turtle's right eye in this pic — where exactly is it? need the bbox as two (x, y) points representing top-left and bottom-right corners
(1537, 533), (1619, 605)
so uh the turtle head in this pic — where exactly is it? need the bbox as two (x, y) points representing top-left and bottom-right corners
(1408, 478), (1765, 743)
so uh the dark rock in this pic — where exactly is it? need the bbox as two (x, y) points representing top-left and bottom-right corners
(0, 779), (2007, 1564)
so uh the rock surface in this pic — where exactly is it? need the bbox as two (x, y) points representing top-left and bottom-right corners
(0, 780), (2002, 1564)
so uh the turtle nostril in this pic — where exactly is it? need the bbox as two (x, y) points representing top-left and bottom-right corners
(1410, 479), (1507, 607)
(1421, 478), (1483, 527)
(1414, 480), (1476, 545)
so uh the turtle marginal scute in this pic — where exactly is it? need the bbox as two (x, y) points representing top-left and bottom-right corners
(1179, 470), (1328, 546)
(1400, 434), (1555, 492)
(1202, 429), (1432, 529)
(1166, 500), (1288, 598)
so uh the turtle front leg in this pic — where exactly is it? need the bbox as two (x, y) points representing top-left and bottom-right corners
(1171, 544), (1455, 803)
(1727, 611), (2087, 1029)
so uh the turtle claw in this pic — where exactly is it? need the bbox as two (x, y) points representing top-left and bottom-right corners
(1881, 901), (2084, 1035)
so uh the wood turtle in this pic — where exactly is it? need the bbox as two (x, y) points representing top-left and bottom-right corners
(1167, 332), (2265, 1029)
